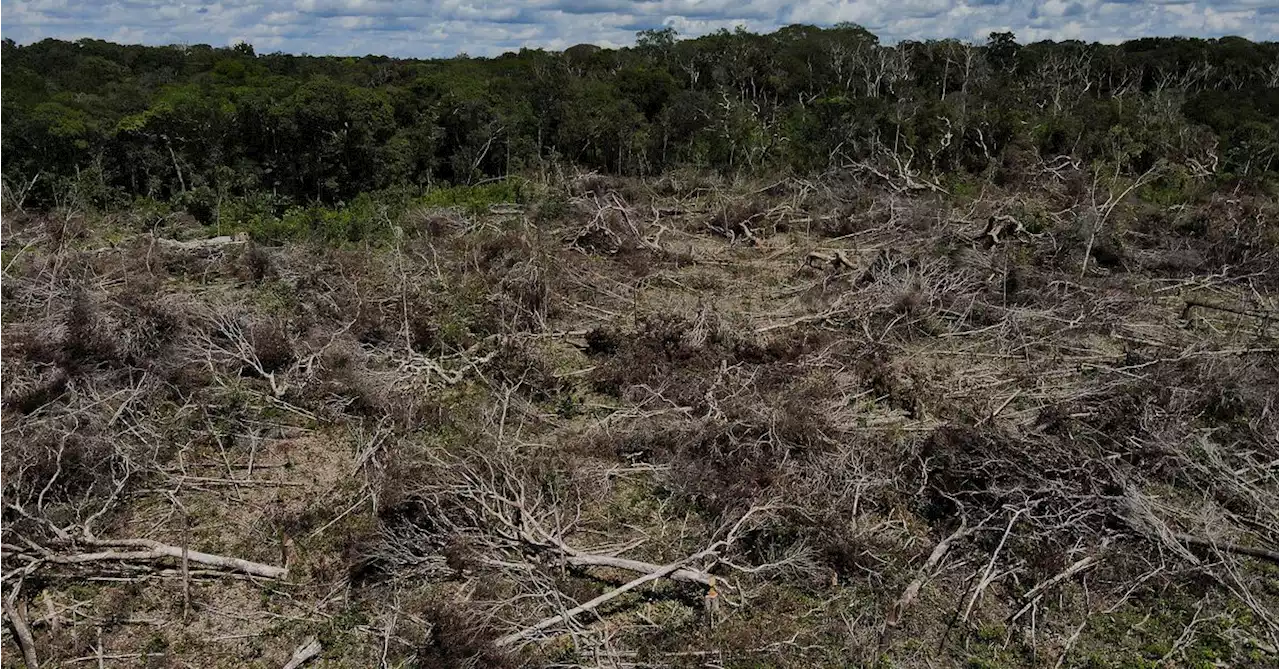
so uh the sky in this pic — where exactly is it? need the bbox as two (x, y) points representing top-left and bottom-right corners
(1, 0), (1277, 58)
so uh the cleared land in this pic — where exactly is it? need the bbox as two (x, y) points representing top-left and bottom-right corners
(2, 167), (1277, 667)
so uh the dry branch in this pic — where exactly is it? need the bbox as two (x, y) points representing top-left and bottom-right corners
(1173, 533), (1279, 562)
(884, 521), (969, 632)
(1009, 555), (1103, 622)
(32, 538), (288, 579)
(281, 637), (322, 669)
(494, 554), (696, 647)
(563, 553), (715, 586)
(2, 596), (40, 668)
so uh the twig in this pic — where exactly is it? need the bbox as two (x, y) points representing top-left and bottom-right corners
(960, 509), (1023, 623)
(975, 392), (1020, 427)
(306, 493), (373, 541)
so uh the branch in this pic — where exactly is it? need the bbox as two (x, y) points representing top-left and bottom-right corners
(563, 553), (715, 587)
(3, 596), (40, 668)
(39, 538), (288, 579)
(960, 509), (1022, 624)
(884, 520), (969, 632)
(495, 554), (697, 647)
(493, 505), (774, 647)
(282, 637), (322, 669)
(1009, 555), (1103, 623)
(1174, 533), (1279, 563)
(1181, 298), (1276, 322)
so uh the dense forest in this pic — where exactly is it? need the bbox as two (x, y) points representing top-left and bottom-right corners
(2, 26), (1277, 220)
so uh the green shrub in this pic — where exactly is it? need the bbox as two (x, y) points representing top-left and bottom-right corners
(175, 185), (218, 224)
(420, 180), (528, 214)
(1138, 167), (1201, 205)
(241, 194), (397, 244)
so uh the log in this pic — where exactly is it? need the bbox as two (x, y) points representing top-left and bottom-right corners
(51, 538), (287, 579)
(563, 553), (714, 586)
(804, 250), (856, 271)
(156, 233), (248, 251)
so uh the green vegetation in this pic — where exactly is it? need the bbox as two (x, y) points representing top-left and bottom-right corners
(3, 28), (1276, 226)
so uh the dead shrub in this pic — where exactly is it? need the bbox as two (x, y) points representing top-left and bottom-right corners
(607, 369), (841, 521)
(42, 210), (90, 247)
(569, 207), (629, 255)
(60, 287), (119, 373)
(473, 228), (534, 273)
(917, 426), (1006, 522)
(1173, 194), (1279, 277)
(583, 327), (619, 356)
(248, 318), (295, 373)
(1140, 246), (1207, 275)
(484, 340), (565, 402)
(402, 206), (464, 237)
(650, 169), (718, 198)
(588, 315), (721, 401)
(812, 192), (889, 238)
(415, 601), (517, 669)
(853, 346), (923, 417)
(589, 312), (795, 405)
(311, 345), (438, 427)
(1090, 233), (1128, 270)
(2, 427), (124, 525)
(492, 259), (555, 332)
(2, 367), (70, 414)
(568, 173), (624, 198)
(707, 198), (768, 239)
(113, 286), (184, 368)
(242, 243), (273, 282)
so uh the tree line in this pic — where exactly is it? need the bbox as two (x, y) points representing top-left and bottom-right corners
(2, 26), (1276, 215)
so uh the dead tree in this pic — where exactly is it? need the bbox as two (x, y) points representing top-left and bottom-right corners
(397, 440), (798, 647)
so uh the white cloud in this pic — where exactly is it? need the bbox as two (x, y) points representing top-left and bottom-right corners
(1, 0), (1274, 58)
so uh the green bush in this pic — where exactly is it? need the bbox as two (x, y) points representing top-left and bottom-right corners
(240, 193), (398, 244)
(420, 180), (528, 214)
(175, 185), (218, 224)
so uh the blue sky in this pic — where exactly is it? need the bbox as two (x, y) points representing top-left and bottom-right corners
(2, 0), (1276, 58)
